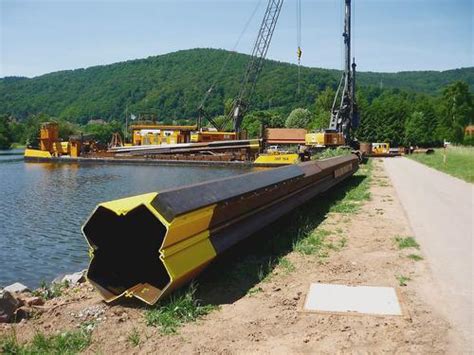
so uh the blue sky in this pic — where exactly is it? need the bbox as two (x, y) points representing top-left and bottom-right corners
(1, 0), (472, 78)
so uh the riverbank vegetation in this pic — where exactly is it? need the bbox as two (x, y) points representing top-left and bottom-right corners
(408, 146), (474, 183)
(0, 49), (472, 149)
(1, 329), (91, 354)
(145, 283), (217, 334)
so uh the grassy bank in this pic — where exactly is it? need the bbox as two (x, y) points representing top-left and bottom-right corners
(408, 146), (474, 183)
(1, 329), (91, 354)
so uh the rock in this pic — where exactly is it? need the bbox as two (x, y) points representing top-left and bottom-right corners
(4, 282), (30, 293)
(15, 306), (31, 321)
(61, 270), (86, 285)
(24, 296), (44, 306)
(52, 274), (67, 284)
(0, 290), (20, 323)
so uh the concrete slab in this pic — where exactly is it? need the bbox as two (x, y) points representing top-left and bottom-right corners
(304, 283), (402, 316)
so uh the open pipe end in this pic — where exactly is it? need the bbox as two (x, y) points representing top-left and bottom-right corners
(82, 204), (171, 305)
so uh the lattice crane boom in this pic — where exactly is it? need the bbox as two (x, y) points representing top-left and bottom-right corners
(229, 0), (284, 133)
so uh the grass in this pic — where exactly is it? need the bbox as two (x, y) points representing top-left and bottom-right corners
(32, 280), (69, 300)
(396, 275), (411, 286)
(312, 147), (352, 160)
(408, 146), (474, 183)
(253, 159), (370, 257)
(277, 257), (295, 273)
(395, 236), (420, 249)
(407, 254), (423, 261)
(329, 160), (373, 214)
(257, 259), (276, 282)
(0, 329), (91, 354)
(293, 229), (332, 255)
(145, 283), (216, 334)
(247, 286), (263, 296)
(127, 328), (141, 347)
(338, 237), (347, 249)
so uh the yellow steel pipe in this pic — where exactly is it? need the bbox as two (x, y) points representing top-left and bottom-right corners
(82, 154), (359, 305)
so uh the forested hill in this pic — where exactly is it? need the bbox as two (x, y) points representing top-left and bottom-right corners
(1, 48), (473, 123)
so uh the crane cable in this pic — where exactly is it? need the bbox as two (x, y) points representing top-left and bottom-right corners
(199, 0), (263, 112)
(296, 0), (302, 95)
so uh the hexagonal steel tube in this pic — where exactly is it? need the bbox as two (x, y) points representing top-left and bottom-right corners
(82, 154), (359, 304)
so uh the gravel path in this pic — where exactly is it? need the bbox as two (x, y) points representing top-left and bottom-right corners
(384, 157), (473, 352)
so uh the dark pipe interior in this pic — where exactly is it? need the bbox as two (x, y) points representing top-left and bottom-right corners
(83, 205), (170, 296)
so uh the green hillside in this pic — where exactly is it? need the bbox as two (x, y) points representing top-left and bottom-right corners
(1, 48), (473, 123)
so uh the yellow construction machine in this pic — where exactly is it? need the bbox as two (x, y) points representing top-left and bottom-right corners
(371, 142), (390, 155)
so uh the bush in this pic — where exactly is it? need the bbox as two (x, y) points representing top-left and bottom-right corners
(463, 134), (474, 146)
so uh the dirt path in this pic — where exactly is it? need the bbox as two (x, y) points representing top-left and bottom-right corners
(384, 157), (473, 353)
(1, 159), (452, 353)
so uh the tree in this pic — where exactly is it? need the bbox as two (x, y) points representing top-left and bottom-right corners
(362, 92), (410, 146)
(411, 95), (438, 146)
(354, 91), (371, 142)
(405, 111), (430, 146)
(84, 121), (122, 144)
(436, 81), (473, 144)
(0, 115), (13, 149)
(0, 49), (472, 124)
(463, 133), (474, 146)
(285, 108), (312, 129)
(311, 111), (330, 131)
(57, 119), (80, 140)
(241, 110), (284, 138)
(23, 113), (51, 148)
(309, 87), (335, 130)
(205, 115), (230, 131)
(9, 119), (26, 145)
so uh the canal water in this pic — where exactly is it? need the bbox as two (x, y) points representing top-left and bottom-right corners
(0, 149), (251, 288)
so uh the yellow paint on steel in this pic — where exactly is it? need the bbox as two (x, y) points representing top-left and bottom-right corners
(305, 132), (325, 146)
(99, 192), (158, 216)
(372, 142), (390, 155)
(305, 132), (345, 146)
(249, 139), (261, 150)
(254, 153), (299, 165)
(163, 204), (216, 248)
(84, 192), (219, 305)
(161, 230), (216, 281)
(24, 148), (53, 159)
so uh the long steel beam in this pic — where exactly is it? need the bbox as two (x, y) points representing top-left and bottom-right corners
(82, 154), (359, 305)
(109, 139), (261, 155)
